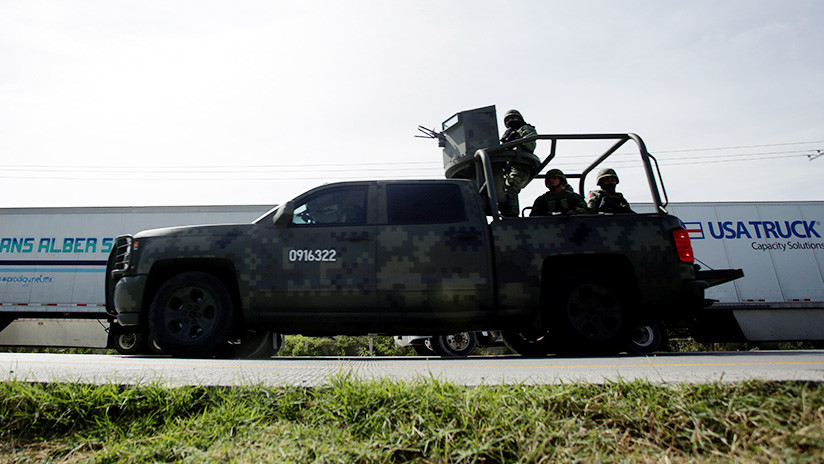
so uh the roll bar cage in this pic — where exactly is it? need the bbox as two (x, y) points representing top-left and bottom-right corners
(473, 133), (669, 221)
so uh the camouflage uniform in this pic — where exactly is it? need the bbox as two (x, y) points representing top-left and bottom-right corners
(530, 170), (586, 216)
(501, 122), (537, 153)
(530, 184), (587, 216)
(497, 109), (538, 217)
(586, 190), (633, 214)
(586, 168), (634, 214)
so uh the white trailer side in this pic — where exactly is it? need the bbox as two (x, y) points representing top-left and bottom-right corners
(0, 205), (270, 347)
(661, 201), (824, 342)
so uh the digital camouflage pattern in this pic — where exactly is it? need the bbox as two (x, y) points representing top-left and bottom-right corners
(529, 184), (587, 216)
(113, 181), (497, 335)
(496, 162), (531, 217)
(109, 178), (702, 347)
(502, 123), (537, 153)
(496, 110), (538, 217)
(586, 189), (634, 214)
(490, 214), (696, 312)
(586, 168), (634, 214)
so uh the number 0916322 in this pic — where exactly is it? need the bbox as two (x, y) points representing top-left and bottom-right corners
(288, 249), (337, 262)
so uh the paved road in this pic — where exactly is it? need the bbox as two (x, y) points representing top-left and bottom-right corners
(3, 351), (824, 387)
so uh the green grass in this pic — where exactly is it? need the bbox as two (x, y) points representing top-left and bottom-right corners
(1, 377), (823, 463)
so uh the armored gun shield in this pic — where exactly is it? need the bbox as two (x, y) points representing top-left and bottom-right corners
(441, 105), (500, 179)
(440, 105), (541, 203)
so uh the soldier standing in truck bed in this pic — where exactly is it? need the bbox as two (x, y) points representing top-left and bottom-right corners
(497, 109), (537, 217)
(586, 168), (634, 214)
(529, 168), (587, 216)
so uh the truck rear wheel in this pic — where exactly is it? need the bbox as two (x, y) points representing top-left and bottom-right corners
(149, 272), (235, 358)
(431, 332), (477, 357)
(551, 274), (629, 354)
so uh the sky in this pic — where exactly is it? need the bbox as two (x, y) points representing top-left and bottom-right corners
(1, 0), (822, 209)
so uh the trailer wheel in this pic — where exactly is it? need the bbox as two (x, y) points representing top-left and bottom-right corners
(431, 332), (478, 357)
(223, 330), (280, 359)
(501, 330), (554, 357)
(113, 332), (145, 355)
(552, 274), (629, 353)
(149, 272), (235, 358)
(628, 320), (668, 354)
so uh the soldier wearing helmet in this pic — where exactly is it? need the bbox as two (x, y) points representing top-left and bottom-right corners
(586, 168), (634, 214)
(497, 109), (538, 217)
(529, 168), (587, 216)
(500, 110), (537, 153)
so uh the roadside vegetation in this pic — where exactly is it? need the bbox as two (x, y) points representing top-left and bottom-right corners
(1, 334), (817, 357)
(1, 376), (823, 463)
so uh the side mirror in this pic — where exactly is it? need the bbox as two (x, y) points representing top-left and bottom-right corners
(272, 201), (295, 228)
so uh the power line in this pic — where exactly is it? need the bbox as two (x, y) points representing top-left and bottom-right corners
(0, 148), (815, 173)
(0, 161), (439, 170)
(652, 140), (824, 154)
(0, 142), (820, 180)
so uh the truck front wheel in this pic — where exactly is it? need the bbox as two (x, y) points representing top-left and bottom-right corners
(149, 272), (235, 358)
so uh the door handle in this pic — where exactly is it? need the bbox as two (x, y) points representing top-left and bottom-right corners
(343, 234), (371, 242)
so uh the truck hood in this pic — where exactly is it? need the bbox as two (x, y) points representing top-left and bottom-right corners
(133, 223), (255, 239)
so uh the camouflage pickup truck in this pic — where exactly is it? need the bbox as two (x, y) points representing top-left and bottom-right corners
(107, 106), (737, 358)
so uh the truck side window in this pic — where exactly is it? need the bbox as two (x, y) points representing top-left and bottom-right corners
(292, 186), (368, 226)
(387, 184), (466, 224)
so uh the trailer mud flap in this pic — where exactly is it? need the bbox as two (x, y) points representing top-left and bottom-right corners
(690, 307), (748, 343)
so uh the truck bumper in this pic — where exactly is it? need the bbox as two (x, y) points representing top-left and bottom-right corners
(681, 279), (709, 310)
(113, 275), (147, 327)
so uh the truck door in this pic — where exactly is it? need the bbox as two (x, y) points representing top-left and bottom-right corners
(376, 182), (493, 323)
(254, 184), (377, 315)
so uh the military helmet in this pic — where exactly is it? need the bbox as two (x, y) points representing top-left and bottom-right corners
(545, 168), (567, 187)
(596, 168), (619, 186)
(503, 109), (523, 123)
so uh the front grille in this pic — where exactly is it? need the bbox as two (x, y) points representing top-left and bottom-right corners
(112, 235), (133, 274)
(106, 235), (132, 316)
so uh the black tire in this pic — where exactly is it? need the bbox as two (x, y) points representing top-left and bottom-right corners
(501, 329), (554, 357)
(224, 330), (279, 359)
(149, 272), (235, 358)
(431, 332), (478, 357)
(145, 333), (165, 355)
(628, 320), (669, 354)
(113, 331), (146, 355)
(412, 342), (437, 356)
(551, 274), (630, 354)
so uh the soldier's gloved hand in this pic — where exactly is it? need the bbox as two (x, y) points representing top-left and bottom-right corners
(500, 128), (515, 143)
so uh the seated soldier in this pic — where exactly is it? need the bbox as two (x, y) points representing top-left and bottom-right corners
(586, 168), (634, 214)
(529, 168), (587, 216)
